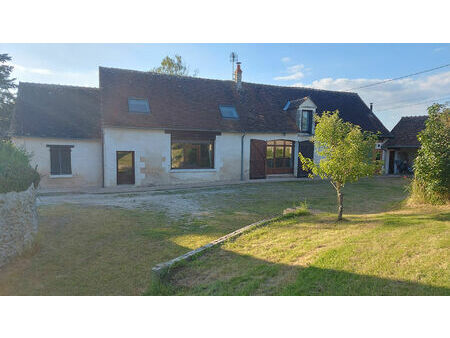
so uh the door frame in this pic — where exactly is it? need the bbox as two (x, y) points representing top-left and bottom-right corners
(266, 140), (295, 175)
(116, 151), (135, 185)
(388, 150), (395, 174)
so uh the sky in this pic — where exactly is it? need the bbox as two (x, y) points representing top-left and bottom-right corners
(1, 43), (449, 130)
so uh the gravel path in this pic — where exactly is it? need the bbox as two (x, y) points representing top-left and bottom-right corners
(37, 188), (236, 218)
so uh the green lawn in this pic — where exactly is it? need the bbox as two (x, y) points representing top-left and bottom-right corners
(0, 177), (415, 295)
(152, 204), (450, 295)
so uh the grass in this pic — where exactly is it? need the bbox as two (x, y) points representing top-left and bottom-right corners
(0, 177), (411, 295)
(152, 204), (450, 296)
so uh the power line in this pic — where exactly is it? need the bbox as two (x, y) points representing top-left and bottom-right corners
(345, 62), (450, 91)
(376, 94), (450, 110)
(375, 95), (450, 112)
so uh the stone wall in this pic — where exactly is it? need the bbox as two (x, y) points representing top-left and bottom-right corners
(0, 185), (38, 268)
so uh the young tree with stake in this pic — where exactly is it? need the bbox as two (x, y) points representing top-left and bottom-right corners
(299, 111), (381, 221)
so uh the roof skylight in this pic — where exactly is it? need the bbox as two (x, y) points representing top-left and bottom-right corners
(219, 105), (239, 119)
(128, 98), (150, 114)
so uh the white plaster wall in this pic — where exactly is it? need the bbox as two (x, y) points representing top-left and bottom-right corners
(103, 128), (314, 186)
(12, 137), (102, 188)
(103, 128), (244, 187)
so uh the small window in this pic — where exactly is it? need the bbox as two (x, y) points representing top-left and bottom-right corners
(128, 98), (150, 114)
(300, 110), (313, 133)
(219, 105), (239, 119)
(47, 145), (73, 175)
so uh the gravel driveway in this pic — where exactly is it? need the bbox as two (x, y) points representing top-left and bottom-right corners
(37, 188), (236, 218)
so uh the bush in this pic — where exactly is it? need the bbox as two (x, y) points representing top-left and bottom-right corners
(410, 104), (450, 204)
(0, 141), (40, 193)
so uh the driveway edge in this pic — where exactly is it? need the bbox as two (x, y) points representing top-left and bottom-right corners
(151, 217), (277, 279)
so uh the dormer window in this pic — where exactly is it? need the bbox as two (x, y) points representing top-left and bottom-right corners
(128, 98), (150, 114)
(295, 97), (316, 134)
(219, 105), (239, 119)
(300, 110), (313, 133)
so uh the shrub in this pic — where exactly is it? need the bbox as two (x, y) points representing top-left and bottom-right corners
(0, 141), (40, 193)
(410, 104), (450, 204)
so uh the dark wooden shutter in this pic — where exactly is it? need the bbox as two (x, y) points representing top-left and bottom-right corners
(60, 148), (72, 174)
(50, 147), (60, 175)
(250, 139), (267, 179)
(297, 141), (314, 178)
(48, 145), (73, 175)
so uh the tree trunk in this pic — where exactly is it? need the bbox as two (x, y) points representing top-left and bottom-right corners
(336, 186), (344, 221)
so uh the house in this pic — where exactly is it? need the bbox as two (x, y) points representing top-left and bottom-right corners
(11, 65), (389, 188)
(383, 115), (427, 174)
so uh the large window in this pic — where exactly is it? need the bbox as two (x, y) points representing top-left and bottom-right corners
(266, 140), (294, 174)
(300, 110), (313, 133)
(47, 145), (73, 175)
(170, 131), (215, 169)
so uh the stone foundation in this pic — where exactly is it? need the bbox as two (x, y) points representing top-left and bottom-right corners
(0, 185), (38, 268)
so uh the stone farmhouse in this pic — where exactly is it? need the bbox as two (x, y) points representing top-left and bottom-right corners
(11, 64), (390, 188)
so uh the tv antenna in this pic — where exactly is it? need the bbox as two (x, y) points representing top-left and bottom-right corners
(230, 52), (238, 80)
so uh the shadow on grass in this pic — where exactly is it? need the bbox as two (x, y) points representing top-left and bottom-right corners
(148, 245), (450, 296)
(381, 211), (450, 227)
(281, 265), (450, 296)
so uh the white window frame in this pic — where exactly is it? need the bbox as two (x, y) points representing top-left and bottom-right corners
(297, 98), (317, 134)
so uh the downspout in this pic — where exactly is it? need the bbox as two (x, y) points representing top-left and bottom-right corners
(240, 131), (246, 181)
(101, 128), (105, 188)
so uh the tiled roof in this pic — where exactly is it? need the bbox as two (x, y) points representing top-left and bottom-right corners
(384, 116), (428, 148)
(100, 67), (390, 135)
(284, 97), (310, 111)
(12, 82), (100, 139)
(11, 67), (391, 139)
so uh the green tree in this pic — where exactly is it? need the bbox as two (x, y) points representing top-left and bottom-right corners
(0, 140), (40, 193)
(411, 103), (450, 204)
(152, 55), (198, 76)
(0, 54), (17, 140)
(0, 53), (17, 140)
(299, 111), (381, 221)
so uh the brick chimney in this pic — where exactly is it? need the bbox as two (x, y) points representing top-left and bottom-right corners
(235, 62), (242, 90)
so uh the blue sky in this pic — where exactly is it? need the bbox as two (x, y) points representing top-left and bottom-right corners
(1, 43), (449, 130)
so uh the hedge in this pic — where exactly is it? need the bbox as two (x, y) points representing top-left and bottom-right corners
(0, 141), (40, 193)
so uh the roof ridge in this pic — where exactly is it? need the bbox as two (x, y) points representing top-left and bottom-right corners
(98, 66), (358, 95)
(99, 66), (221, 82)
(19, 81), (98, 90)
(400, 115), (428, 119)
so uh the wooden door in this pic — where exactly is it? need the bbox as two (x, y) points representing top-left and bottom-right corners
(297, 141), (314, 178)
(117, 151), (135, 185)
(250, 139), (267, 179)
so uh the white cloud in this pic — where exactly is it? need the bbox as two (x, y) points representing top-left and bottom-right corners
(9, 63), (98, 87)
(298, 71), (450, 130)
(433, 47), (445, 53)
(11, 63), (53, 75)
(274, 64), (305, 81)
(281, 56), (291, 63)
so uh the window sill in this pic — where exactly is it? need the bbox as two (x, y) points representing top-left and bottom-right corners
(169, 169), (216, 173)
(49, 174), (73, 178)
